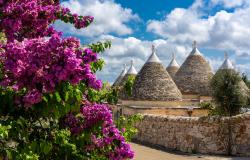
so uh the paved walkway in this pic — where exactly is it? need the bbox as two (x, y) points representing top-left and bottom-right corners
(131, 143), (249, 160)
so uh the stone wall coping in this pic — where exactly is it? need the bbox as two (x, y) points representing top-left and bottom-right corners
(141, 112), (250, 123)
(125, 105), (201, 109)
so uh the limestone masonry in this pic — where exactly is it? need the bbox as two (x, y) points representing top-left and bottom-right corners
(134, 113), (250, 156)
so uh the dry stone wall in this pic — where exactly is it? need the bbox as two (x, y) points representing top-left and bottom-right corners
(134, 113), (250, 156)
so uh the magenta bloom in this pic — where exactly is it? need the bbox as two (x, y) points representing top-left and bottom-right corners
(23, 89), (42, 107)
(0, 34), (101, 106)
(64, 103), (134, 159)
(0, 1), (133, 159)
(0, 0), (93, 42)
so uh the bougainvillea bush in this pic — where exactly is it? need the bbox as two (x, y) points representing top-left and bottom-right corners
(0, 0), (133, 159)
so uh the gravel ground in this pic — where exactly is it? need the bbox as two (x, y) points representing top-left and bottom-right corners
(131, 143), (250, 160)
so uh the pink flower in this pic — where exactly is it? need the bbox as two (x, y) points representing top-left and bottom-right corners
(23, 89), (42, 107)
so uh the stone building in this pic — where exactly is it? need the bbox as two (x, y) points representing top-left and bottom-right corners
(119, 60), (137, 86)
(214, 53), (250, 97)
(174, 41), (214, 96)
(166, 53), (180, 79)
(113, 64), (127, 87)
(119, 60), (137, 99)
(132, 45), (182, 101)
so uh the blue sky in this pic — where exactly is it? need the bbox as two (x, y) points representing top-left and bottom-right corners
(116, 0), (194, 20)
(57, 0), (250, 83)
(107, 0), (195, 40)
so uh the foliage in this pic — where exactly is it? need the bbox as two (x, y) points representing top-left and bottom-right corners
(199, 102), (220, 116)
(116, 114), (143, 141)
(124, 75), (135, 97)
(0, 0), (133, 159)
(87, 82), (118, 104)
(199, 102), (213, 115)
(199, 102), (214, 110)
(210, 70), (249, 116)
(88, 41), (112, 53)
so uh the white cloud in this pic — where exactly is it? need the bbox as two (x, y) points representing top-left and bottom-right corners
(95, 35), (203, 83)
(147, 0), (250, 58)
(56, 0), (139, 37)
(147, 8), (210, 44)
(237, 63), (250, 77)
(210, 0), (250, 8)
(55, 0), (250, 81)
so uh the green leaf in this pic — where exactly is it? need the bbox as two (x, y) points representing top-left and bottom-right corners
(75, 89), (82, 102)
(30, 141), (38, 152)
(54, 92), (62, 103)
(6, 150), (13, 159)
(40, 141), (52, 155)
(42, 96), (48, 103)
(64, 91), (69, 101)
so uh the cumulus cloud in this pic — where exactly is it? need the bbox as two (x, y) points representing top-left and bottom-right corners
(147, 0), (250, 58)
(210, 0), (250, 8)
(237, 63), (250, 77)
(97, 35), (225, 83)
(54, 0), (250, 82)
(96, 35), (203, 83)
(56, 0), (139, 37)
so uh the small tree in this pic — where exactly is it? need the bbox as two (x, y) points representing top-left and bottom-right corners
(210, 70), (248, 116)
(211, 70), (250, 155)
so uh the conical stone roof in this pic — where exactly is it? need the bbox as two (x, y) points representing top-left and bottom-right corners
(214, 53), (250, 97)
(174, 41), (214, 96)
(167, 53), (180, 79)
(132, 45), (182, 101)
(113, 64), (127, 87)
(119, 60), (137, 100)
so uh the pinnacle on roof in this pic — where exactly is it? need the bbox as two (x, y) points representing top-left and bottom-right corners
(168, 53), (180, 68)
(121, 64), (127, 77)
(219, 52), (234, 70)
(127, 60), (137, 75)
(146, 44), (161, 63)
(112, 63), (127, 86)
(190, 40), (202, 56)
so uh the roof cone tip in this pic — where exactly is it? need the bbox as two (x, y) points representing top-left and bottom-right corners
(127, 59), (137, 75)
(224, 51), (228, 59)
(147, 44), (161, 63)
(220, 52), (234, 70)
(168, 52), (179, 68)
(172, 52), (175, 59)
(120, 64), (127, 77)
(190, 40), (202, 56)
(192, 40), (197, 49)
(152, 44), (156, 53)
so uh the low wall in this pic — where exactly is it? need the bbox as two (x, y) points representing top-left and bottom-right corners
(134, 113), (250, 156)
(121, 100), (200, 108)
(123, 106), (208, 117)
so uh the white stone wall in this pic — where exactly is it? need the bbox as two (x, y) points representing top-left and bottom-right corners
(134, 113), (250, 156)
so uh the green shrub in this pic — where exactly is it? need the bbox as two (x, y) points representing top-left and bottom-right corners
(210, 70), (248, 116)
